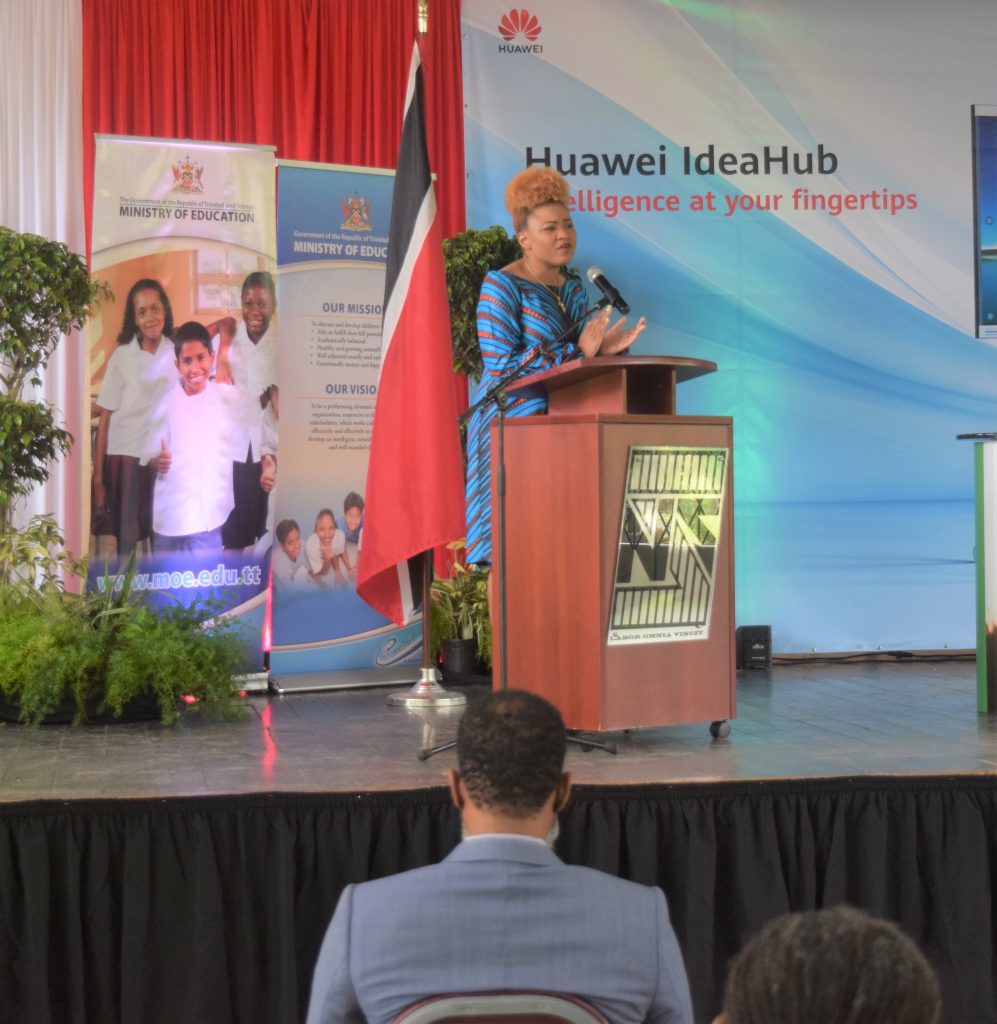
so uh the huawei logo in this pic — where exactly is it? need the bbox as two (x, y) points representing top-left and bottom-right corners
(498, 8), (543, 52)
(499, 8), (541, 42)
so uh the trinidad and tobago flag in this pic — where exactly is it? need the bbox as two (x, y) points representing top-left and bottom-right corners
(356, 41), (465, 627)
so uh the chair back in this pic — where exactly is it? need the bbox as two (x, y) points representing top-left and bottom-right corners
(394, 990), (610, 1024)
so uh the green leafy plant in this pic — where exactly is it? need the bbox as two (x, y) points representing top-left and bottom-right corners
(0, 227), (110, 536)
(0, 557), (248, 725)
(0, 513), (85, 607)
(104, 603), (247, 724)
(429, 562), (492, 668)
(443, 225), (521, 382)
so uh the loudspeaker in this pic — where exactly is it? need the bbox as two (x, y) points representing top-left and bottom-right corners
(736, 625), (772, 669)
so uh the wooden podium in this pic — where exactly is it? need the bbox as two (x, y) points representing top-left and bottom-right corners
(491, 356), (735, 733)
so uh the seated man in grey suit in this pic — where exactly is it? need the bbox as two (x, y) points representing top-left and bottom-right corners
(305, 690), (694, 1024)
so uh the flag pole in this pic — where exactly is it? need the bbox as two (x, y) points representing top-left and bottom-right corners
(387, 549), (467, 708)
(355, 39), (468, 704)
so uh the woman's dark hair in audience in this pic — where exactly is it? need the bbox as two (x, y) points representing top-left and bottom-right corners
(719, 905), (941, 1024)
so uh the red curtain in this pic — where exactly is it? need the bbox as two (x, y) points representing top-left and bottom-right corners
(81, 0), (466, 253)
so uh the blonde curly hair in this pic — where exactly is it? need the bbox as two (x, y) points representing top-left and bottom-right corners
(504, 167), (571, 232)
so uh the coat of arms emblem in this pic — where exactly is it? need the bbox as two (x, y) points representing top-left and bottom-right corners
(171, 156), (205, 194)
(340, 193), (372, 231)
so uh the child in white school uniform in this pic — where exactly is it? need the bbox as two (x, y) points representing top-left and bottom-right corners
(214, 271), (278, 549)
(92, 279), (177, 554)
(142, 322), (243, 553)
(271, 518), (312, 589)
(304, 508), (348, 589)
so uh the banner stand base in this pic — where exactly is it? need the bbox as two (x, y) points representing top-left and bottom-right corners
(235, 671), (271, 694)
(269, 667), (431, 695)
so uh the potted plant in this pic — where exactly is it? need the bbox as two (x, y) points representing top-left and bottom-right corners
(0, 227), (247, 724)
(0, 555), (248, 724)
(443, 225), (521, 382)
(429, 561), (492, 679)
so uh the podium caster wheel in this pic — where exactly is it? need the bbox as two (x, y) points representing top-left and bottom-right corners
(709, 720), (731, 739)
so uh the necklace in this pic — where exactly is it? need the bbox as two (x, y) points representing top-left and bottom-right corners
(522, 260), (568, 315)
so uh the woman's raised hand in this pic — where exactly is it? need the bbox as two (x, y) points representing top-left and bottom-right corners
(599, 314), (646, 355)
(577, 307), (647, 357)
(577, 306), (613, 357)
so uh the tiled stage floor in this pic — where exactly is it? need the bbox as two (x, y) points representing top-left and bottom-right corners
(0, 656), (992, 801)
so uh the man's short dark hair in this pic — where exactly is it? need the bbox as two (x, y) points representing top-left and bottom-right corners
(456, 690), (566, 817)
(722, 906), (941, 1024)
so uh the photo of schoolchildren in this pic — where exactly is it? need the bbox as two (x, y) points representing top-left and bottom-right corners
(214, 271), (277, 550)
(304, 508), (347, 588)
(336, 491), (364, 582)
(92, 279), (177, 555)
(141, 321), (242, 553)
(271, 518), (311, 589)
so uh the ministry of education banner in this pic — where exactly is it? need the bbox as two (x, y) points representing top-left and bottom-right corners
(268, 161), (422, 676)
(87, 136), (276, 659)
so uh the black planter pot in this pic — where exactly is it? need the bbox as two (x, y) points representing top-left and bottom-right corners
(440, 638), (492, 686)
(442, 637), (478, 676)
(0, 692), (165, 725)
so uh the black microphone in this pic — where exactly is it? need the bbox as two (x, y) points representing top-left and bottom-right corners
(586, 266), (631, 315)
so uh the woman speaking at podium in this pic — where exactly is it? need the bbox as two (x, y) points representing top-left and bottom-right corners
(464, 167), (645, 563)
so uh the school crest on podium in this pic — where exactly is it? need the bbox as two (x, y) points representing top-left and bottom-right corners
(608, 445), (728, 645)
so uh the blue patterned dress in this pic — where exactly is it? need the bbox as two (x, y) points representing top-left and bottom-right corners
(464, 269), (588, 562)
